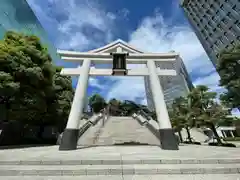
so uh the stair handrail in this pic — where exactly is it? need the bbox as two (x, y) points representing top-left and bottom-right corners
(101, 104), (111, 126)
(124, 100), (154, 121)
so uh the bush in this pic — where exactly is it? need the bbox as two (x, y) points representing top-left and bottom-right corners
(223, 137), (240, 141)
(208, 142), (236, 147)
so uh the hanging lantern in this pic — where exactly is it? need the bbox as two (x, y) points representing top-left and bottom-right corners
(111, 52), (128, 75)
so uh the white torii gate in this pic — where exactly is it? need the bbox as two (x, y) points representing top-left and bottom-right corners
(57, 39), (180, 151)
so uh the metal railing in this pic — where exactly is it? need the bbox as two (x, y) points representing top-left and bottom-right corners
(124, 100), (155, 121)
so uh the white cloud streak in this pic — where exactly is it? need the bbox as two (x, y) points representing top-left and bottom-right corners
(28, 0), (115, 51)
(105, 12), (222, 103)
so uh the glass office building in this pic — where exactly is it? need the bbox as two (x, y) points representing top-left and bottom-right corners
(0, 0), (59, 61)
(144, 57), (193, 110)
(180, 0), (240, 65)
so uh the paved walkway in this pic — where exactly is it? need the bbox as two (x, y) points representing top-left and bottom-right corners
(1, 145), (240, 179)
(0, 144), (240, 161)
(1, 174), (240, 180)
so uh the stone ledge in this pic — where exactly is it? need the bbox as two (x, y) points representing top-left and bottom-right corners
(0, 167), (239, 176)
(1, 159), (240, 165)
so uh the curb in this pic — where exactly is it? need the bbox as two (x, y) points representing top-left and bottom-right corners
(0, 159), (240, 165)
(0, 167), (239, 176)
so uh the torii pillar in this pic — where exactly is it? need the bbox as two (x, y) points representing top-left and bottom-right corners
(59, 60), (91, 150)
(147, 60), (178, 150)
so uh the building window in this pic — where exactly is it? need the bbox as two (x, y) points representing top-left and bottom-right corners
(206, 9), (211, 15)
(220, 4), (224, 10)
(236, 21), (240, 30)
(203, 14), (207, 19)
(219, 36), (224, 44)
(212, 16), (217, 22)
(227, 12), (234, 19)
(222, 18), (228, 24)
(232, 5), (237, 12)
(217, 23), (222, 30)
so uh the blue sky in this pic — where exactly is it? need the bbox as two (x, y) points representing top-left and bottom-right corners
(27, 0), (224, 107)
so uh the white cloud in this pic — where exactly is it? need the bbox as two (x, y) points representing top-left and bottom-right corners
(193, 72), (224, 93)
(28, 0), (115, 51)
(105, 12), (220, 105)
(88, 77), (104, 90)
(105, 77), (146, 102)
(128, 14), (214, 75)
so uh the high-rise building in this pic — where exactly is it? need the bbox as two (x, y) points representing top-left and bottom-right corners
(144, 56), (193, 110)
(0, 0), (59, 61)
(180, 0), (240, 65)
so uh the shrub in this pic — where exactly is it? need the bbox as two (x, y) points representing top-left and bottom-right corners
(208, 142), (236, 147)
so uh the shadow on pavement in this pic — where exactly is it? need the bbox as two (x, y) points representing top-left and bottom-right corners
(0, 144), (55, 150)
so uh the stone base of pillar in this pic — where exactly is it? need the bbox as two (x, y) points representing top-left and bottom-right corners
(159, 128), (179, 150)
(59, 129), (79, 151)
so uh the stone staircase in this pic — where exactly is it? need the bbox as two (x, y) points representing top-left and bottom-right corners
(0, 145), (240, 179)
(77, 115), (104, 146)
(0, 157), (240, 178)
(78, 116), (160, 146)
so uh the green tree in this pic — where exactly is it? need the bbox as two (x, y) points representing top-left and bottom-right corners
(171, 96), (195, 143)
(0, 31), (53, 124)
(217, 44), (240, 109)
(108, 98), (121, 115)
(0, 31), (74, 139)
(119, 100), (146, 116)
(48, 67), (74, 132)
(88, 94), (106, 113)
(189, 85), (233, 145)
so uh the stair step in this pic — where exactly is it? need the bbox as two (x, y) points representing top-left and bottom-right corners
(1, 159), (240, 165)
(2, 174), (240, 180)
(0, 164), (239, 176)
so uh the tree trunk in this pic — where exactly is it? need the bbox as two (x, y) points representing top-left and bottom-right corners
(186, 126), (192, 143)
(37, 124), (45, 141)
(207, 122), (223, 145)
(177, 130), (183, 143)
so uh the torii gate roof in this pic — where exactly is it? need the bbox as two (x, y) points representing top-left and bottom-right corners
(87, 39), (144, 53)
(57, 39), (179, 64)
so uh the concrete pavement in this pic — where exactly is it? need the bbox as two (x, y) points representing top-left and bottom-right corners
(0, 145), (240, 178)
(0, 145), (240, 161)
